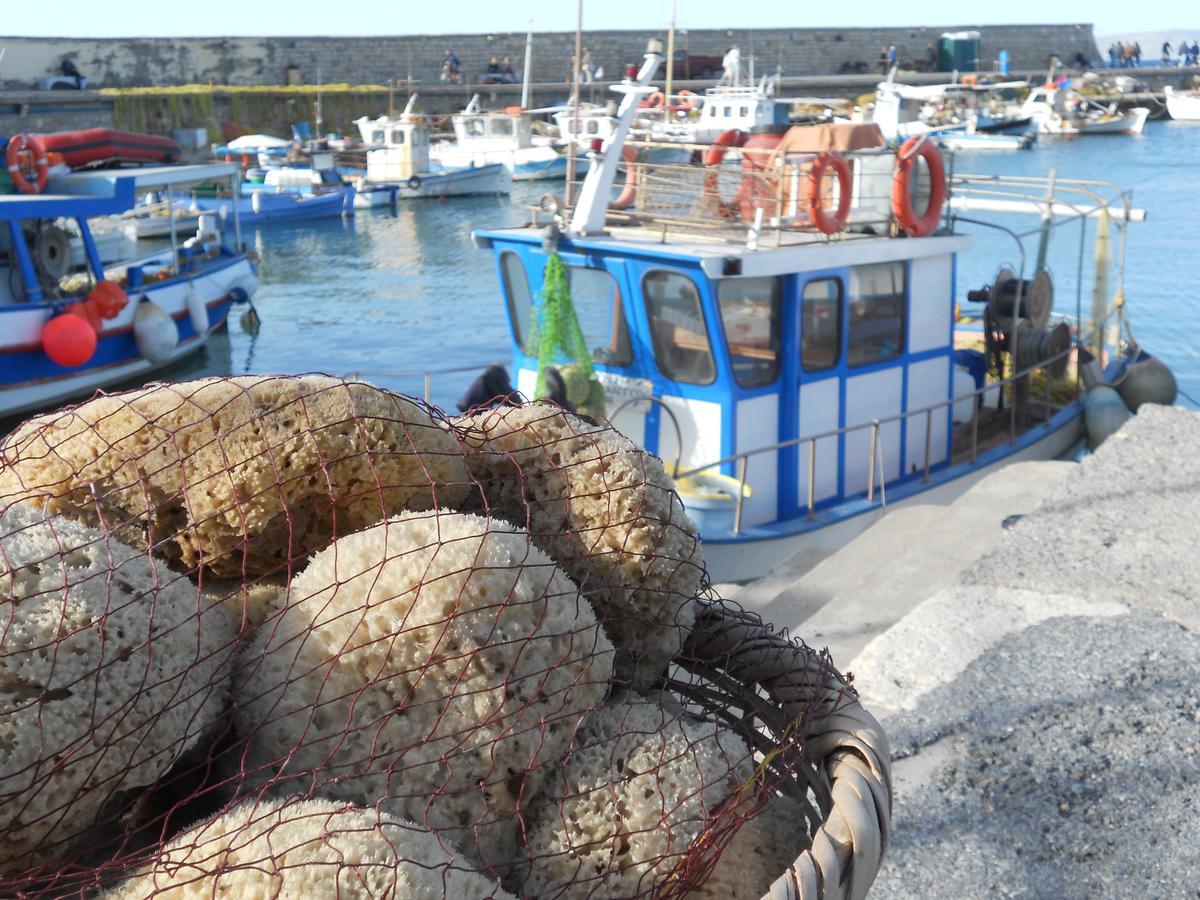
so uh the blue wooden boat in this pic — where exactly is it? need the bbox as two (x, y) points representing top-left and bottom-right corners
(192, 184), (355, 227)
(1, 163), (258, 419)
(469, 49), (1155, 582)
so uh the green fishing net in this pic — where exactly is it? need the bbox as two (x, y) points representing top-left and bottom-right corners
(530, 254), (606, 418)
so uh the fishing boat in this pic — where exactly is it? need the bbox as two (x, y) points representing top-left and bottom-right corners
(191, 183), (356, 226)
(466, 47), (1167, 583)
(429, 95), (567, 181)
(1163, 85), (1200, 121)
(0, 163), (258, 419)
(353, 97), (512, 204)
(935, 126), (1035, 152)
(1020, 85), (1150, 135)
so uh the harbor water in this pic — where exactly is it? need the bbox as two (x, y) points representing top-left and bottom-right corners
(186, 120), (1199, 412)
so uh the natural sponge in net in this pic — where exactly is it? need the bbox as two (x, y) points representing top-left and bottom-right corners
(0, 502), (235, 873)
(0, 376), (469, 578)
(102, 796), (516, 899)
(232, 510), (614, 869)
(459, 405), (703, 687)
(519, 696), (754, 898)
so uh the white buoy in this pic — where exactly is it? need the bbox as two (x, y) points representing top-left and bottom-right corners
(251, 191), (263, 216)
(951, 365), (979, 424)
(185, 284), (209, 335)
(133, 298), (179, 364)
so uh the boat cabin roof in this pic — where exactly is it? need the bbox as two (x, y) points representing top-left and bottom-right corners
(0, 179), (137, 219)
(47, 163), (240, 196)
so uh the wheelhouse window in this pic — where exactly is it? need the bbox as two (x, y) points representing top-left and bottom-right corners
(801, 278), (843, 373)
(387, 129), (405, 145)
(372, 130), (386, 143)
(500, 252), (533, 350)
(718, 277), (781, 387)
(465, 118), (486, 137)
(566, 266), (632, 365)
(848, 262), (906, 367)
(643, 270), (715, 384)
(489, 118), (515, 137)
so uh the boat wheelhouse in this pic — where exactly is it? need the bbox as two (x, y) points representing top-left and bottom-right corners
(472, 49), (1148, 582)
(430, 95), (567, 181)
(1, 163), (258, 418)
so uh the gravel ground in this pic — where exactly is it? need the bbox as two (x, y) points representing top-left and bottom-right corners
(853, 405), (1200, 898)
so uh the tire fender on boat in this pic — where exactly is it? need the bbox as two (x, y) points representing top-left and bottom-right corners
(702, 128), (748, 218)
(407, 175), (422, 191)
(6, 133), (50, 194)
(133, 297), (180, 364)
(807, 150), (853, 234)
(892, 136), (946, 237)
(609, 146), (639, 210)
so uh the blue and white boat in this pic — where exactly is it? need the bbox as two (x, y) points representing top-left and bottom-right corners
(353, 96), (512, 205)
(1, 163), (258, 419)
(429, 95), (567, 181)
(469, 48), (1158, 582)
(193, 183), (356, 226)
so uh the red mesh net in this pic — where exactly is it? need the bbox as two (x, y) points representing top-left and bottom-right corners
(0, 375), (854, 899)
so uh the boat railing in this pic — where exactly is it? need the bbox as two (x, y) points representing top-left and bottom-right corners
(674, 340), (1078, 534)
(561, 142), (901, 245)
(346, 362), (505, 404)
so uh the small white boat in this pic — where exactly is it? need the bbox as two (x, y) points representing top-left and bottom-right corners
(1020, 86), (1149, 135)
(1164, 86), (1200, 121)
(354, 96), (512, 201)
(935, 127), (1035, 151)
(429, 95), (567, 181)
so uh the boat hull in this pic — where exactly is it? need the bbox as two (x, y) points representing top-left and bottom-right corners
(698, 405), (1085, 583)
(428, 146), (566, 181)
(1164, 87), (1200, 121)
(366, 164), (512, 199)
(0, 257), (255, 419)
(1040, 107), (1149, 135)
(195, 187), (356, 226)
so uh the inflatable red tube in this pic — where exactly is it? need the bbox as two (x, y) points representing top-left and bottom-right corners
(36, 129), (182, 168)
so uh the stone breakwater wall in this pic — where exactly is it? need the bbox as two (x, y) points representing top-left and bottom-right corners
(0, 24), (1096, 90)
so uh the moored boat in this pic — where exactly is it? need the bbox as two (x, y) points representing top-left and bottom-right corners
(1163, 85), (1200, 121)
(464, 47), (1163, 583)
(1020, 85), (1150, 135)
(429, 95), (567, 181)
(0, 163), (258, 419)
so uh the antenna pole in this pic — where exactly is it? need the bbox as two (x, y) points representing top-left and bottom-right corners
(522, 21), (534, 109)
(566, 0), (583, 206)
(665, 0), (677, 106)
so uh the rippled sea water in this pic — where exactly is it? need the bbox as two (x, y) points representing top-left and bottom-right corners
(187, 121), (1197, 412)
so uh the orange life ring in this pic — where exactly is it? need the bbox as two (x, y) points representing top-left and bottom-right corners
(702, 129), (747, 217)
(610, 146), (639, 209)
(641, 90), (666, 109)
(892, 136), (946, 237)
(808, 150), (853, 235)
(676, 89), (697, 111)
(6, 133), (49, 195)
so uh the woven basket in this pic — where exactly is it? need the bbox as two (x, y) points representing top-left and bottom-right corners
(672, 600), (893, 900)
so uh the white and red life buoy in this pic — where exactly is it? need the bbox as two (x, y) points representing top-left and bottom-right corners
(702, 129), (747, 218)
(892, 136), (946, 237)
(808, 150), (853, 235)
(6, 134), (49, 194)
(676, 89), (698, 110)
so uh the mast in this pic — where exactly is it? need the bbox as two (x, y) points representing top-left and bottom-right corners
(521, 21), (534, 109)
(565, 0), (583, 205)
(665, 0), (677, 107)
(315, 65), (324, 137)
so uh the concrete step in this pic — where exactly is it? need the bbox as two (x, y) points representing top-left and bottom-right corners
(739, 460), (1075, 669)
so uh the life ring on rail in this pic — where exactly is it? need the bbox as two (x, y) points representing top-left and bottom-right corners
(7, 133), (50, 194)
(892, 136), (946, 237)
(610, 146), (639, 210)
(676, 89), (697, 110)
(702, 129), (747, 218)
(641, 91), (665, 109)
(808, 150), (853, 235)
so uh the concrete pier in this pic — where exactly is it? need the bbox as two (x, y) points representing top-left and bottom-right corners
(792, 405), (1200, 895)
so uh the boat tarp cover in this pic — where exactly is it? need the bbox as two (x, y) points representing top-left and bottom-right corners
(774, 123), (887, 154)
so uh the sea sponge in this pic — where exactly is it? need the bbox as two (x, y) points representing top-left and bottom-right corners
(458, 405), (703, 687)
(0, 502), (235, 873)
(102, 796), (516, 899)
(519, 698), (754, 898)
(0, 376), (469, 578)
(232, 511), (614, 869)
(685, 793), (811, 899)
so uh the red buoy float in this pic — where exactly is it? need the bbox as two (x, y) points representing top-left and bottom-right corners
(42, 313), (98, 367)
(892, 136), (946, 237)
(610, 146), (640, 210)
(88, 281), (130, 320)
(6, 134), (50, 194)
(808, 150), (853, 235)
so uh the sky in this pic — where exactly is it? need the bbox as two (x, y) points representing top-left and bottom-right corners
(8, 1), (1193, 39)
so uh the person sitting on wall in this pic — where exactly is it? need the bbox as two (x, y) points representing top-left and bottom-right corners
(501, 57), (516, 83)
(441, 49), (461, 83)
(484, 57), (503, 84)
(60, 57), (84, 89)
